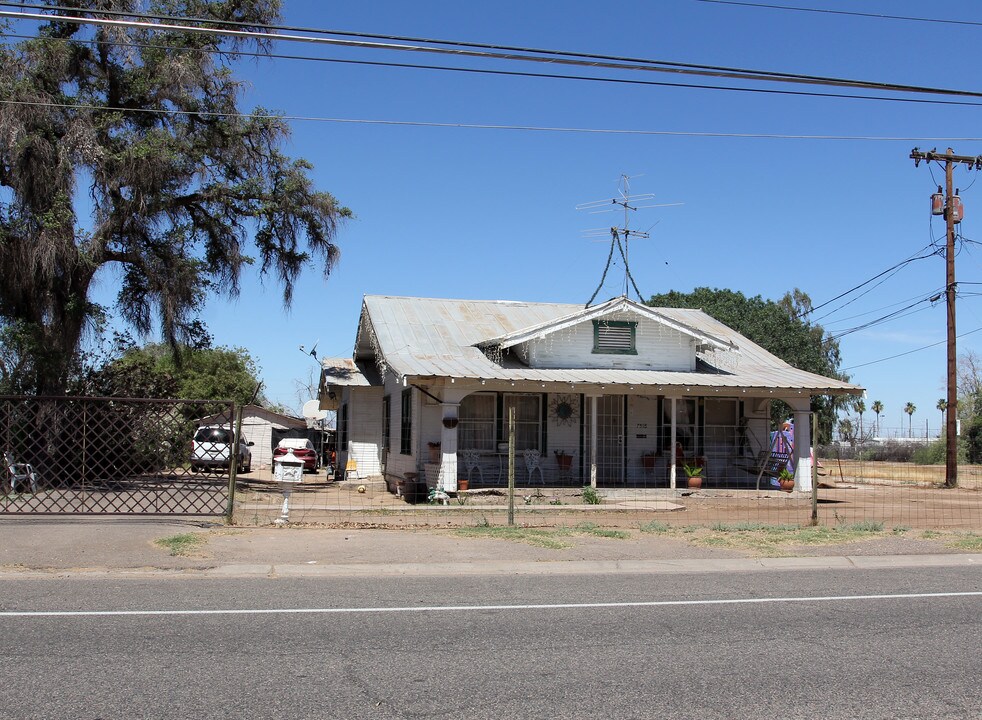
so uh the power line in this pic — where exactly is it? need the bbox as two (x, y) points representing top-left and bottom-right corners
(4, 7), (982, 101)
(807, 244), (942, 321)
(821, 288), (947, 328)
(828, 298), (939, 341)
(842, 326), (982, 371)
(7, 98), (982, 143)
(695, 1), (982, 28)
(6, 30), (982, 110)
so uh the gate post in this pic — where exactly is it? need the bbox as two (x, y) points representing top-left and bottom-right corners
(225, 402), (240, 524)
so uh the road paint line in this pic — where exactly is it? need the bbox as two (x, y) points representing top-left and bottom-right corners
(2, 590), (981, 618)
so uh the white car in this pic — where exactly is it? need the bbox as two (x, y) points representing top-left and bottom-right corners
(190, 425), (253, 473)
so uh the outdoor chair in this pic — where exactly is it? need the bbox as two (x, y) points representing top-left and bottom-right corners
(754, 450), (792, 490)
(523, 449), (544, 485)
(4, 451), (38, 494)
(460, 449), (484, 485)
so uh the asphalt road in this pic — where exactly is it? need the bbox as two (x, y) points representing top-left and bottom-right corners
(1, 566), (979, 719)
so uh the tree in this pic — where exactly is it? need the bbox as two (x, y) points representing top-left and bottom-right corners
(0, 1), (349, 396)
(871, 400), (884, 438)
(904, 402), (917, 438)
(937, 398), (948, 436)
(648, 287), (850, 442)
(837, 418), (855, 447)
(78, 339), (268, 406)
(855, 399), (866, 442)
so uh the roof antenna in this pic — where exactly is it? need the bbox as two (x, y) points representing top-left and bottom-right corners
(576, 174), (681, 307)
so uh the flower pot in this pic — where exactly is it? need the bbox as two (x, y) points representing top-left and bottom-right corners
(686, 475), (703, 489)
(427, 444), (441, 463)
(555, 454), (572, 472)
(780, 479), (795, 493)
(641, 455), (656, 471)
(458, 479), (469, 491)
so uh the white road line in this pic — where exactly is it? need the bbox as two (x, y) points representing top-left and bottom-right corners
(2, 591), (981, 618)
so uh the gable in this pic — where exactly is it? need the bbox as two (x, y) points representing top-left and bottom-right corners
(513, 310), (698, 371)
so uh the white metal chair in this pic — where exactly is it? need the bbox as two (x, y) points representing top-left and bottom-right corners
(523, 449), (544, 485)
(4, 451), (38, 494)
(460, 449), (484, 485)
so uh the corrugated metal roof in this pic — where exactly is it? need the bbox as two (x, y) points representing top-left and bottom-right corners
(355, 295), (863, 395)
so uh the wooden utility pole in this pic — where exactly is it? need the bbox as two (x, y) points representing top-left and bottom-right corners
(910, 147), (982, 488)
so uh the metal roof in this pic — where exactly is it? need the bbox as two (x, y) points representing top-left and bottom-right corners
(343, 295), (862, 395)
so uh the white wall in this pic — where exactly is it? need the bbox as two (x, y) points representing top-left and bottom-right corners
(522, 311), (693, 371)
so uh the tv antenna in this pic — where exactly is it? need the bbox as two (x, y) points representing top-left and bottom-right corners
(576, 174), (681, 306)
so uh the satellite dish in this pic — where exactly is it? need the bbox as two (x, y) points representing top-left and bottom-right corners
(302, 399), (328, 421)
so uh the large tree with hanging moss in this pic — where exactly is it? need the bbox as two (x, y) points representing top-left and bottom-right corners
(0, 1), (348, 395)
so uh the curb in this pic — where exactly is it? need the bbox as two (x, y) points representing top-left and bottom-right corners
(3, 553), (978, 579)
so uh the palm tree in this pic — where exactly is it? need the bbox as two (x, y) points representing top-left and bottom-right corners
(855, 399), (866, 441)
(937, 398), (948, 438)
(871, 400), (884, 437)
(904, 402), (916, 438)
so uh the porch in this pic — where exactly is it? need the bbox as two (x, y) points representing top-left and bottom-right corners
(420, 388), (814, 493)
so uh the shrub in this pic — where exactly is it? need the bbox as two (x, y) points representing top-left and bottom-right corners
(581, 486), (602, 504)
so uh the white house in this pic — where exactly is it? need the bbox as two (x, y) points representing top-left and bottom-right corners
(319, 295), (862, 492)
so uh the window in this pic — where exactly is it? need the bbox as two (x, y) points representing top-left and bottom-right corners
(382, 395), (391, 452)
(400, 389), (412, 455)
(592, 320), (637, 355)
(502, 394), (542, 451)
(459, 394), (496, 451)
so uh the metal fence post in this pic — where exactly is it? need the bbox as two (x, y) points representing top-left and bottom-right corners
(225, 402), (240, 524)
(810, 411), (819, 526)
(507, 406), (515, 527)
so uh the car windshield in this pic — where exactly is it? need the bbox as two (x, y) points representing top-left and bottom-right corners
(195, 428), (232, 444)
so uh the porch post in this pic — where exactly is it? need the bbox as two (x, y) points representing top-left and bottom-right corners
(792, 406), (813, 492)
(669, 396), (678, 490)
(589, 394), (598, 489)
(439, 402), (461, 491)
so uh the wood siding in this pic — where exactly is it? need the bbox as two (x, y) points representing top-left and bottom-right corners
(521, 312), (694, 371)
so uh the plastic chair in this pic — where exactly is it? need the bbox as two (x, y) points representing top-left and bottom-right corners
(4, 451), (38, 494)
(523, 449), (544, 485)
(460, 449), (484, 485)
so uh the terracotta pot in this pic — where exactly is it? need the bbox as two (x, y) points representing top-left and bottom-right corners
(780, 479), (795, 493)
(641, 455), (656, 471)
(427, 444), (441, 463)
(556, 454), (572, 472)
(686, 475), (703, 489)
(458, 479), (469, 491)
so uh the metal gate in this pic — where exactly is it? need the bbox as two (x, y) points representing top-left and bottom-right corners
(1, 396), (237, 515)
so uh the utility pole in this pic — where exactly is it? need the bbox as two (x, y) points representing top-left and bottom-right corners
(910, 147), (982, 488)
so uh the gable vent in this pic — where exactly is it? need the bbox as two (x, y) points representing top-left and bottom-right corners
(593, 320), (637, 355)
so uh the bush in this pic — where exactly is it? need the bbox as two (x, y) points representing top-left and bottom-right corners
(912, 440), (946, 465)
(581, 486), (602, 505)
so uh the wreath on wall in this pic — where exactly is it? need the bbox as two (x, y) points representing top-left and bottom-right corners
(549, 394), (579, 426)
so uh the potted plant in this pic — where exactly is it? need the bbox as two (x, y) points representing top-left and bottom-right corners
(682, 463), (704, 489)
(778, 468), (795, 492)
(553, 449), (573, 473)
(427, 441), (441, 463)
(641, 452), (657, 471)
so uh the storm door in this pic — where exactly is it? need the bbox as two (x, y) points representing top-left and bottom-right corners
(596, 395), (625, 485)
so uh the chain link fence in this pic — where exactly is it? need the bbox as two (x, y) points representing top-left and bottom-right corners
(232, 456), (982, 532)
(1, 396), (236, 515)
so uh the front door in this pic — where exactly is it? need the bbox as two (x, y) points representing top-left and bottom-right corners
(596, 395), (624, 485)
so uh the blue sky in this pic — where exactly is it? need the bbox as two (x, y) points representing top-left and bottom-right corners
(20, 0), (982, 435)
